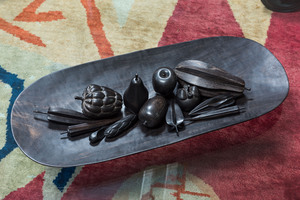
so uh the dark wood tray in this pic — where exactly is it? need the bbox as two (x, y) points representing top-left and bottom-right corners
(11, 36), (289, 167)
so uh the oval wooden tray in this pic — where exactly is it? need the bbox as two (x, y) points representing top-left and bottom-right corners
(11, 36), (289, 167)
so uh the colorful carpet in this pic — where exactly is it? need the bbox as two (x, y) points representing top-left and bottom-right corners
(1, 0), (300, 199)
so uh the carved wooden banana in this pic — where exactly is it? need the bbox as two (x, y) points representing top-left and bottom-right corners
(175, 60), (246, 93)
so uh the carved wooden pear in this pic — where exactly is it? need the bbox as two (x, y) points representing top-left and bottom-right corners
(123, 74), (149, 114)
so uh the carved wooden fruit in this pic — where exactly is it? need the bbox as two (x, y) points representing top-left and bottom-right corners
(75, 84), (122, 119)
(176, 84), (202, 112)
(138, 95), (168, 128)
(123, 74), (149, 114)
(152, 67), (177, 96)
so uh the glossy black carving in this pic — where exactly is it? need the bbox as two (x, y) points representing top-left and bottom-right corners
(75, 84), (122, 119)
(138, 95), (168, 128)
(123, 74), (149, 114)
(152, 67), (177, 96)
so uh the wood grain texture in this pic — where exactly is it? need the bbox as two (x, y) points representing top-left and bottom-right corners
(11, 36), (289, 167)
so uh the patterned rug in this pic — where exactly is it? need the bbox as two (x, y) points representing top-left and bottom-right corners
(1, 0), (300, 199)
